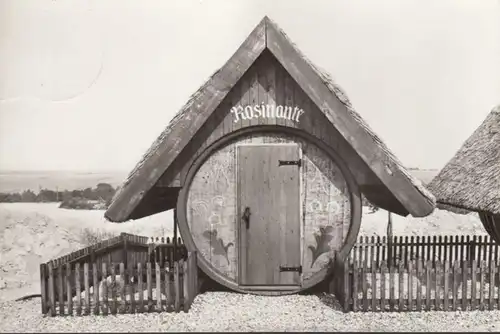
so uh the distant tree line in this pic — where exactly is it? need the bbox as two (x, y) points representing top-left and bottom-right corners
(0, 183), (117, 210)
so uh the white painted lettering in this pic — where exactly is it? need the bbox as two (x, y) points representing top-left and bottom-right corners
(231, 104), (306, 123)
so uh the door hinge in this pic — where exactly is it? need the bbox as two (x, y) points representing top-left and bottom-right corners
(278, 159), (302, 167)
(279, 265), (302, 274)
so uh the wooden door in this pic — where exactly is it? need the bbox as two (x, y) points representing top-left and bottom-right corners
(238, 144), (301, 286)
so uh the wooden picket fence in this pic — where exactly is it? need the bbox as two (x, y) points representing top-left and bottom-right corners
(350, 235), (499, 267)
(332, 234), (500, 312)
(40, 251), (198, 316)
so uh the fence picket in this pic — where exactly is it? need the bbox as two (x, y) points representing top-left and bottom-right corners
(398, 261), (404, 311)
(461, 260), (467, 311)
(110, 264), (117, 315)
(425, 260), (431, 311)
(343, 258), (350, 312)
(371, 259), (376, 312)
(416, 260), (422, 311)
(452, 261), (459, 311)
(479, 261), (485, 311)
(408, 260), (413, 312)
(48, 263), (56, 316)
(389, 261), (395, 312)
(92, 263), (99, 315)
(119, 263), (126, 314)
(166, 264), (172, 312)
(75, 263), (81, 316)
(380, 261), (386, 312)
(102, 263), (108, 315)
(471, 259), (477, 310)
(138, 263), (144, 313)
(174, 261), (181, 312)
(156, 262), (162, 312)
(489, 262), (495, 310)
(435, 260), (441, 310)
(352, 260), (358, 312)
(58, 265), (64, 316)
(66, 263), (73, 316)
(183, 260), (190, 312)
(147, 262), (153, 312)
(129, 265), (135, 314)
(443, 261), (449, 311)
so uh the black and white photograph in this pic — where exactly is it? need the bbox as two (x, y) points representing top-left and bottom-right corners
(0, 0), (499, 332)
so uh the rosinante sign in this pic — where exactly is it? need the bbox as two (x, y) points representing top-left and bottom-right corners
(231, 104), (305, 123)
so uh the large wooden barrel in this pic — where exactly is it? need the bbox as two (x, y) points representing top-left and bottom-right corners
(177, 128), (362, 295)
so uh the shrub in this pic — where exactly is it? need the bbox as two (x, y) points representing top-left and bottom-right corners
(79, 228), (118, 246)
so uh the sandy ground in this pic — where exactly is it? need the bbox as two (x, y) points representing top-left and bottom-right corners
(0, 203), (173, 302)
(0, 202), (487, 303)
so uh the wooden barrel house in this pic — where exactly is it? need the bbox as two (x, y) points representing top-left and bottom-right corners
(105, 17), (436, 295)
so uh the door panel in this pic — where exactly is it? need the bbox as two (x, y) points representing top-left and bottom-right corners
(238, 144), (301, 286)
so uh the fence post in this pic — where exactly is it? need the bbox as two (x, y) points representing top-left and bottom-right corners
(183, 257), (190, 312)
(40, 264), (47, 315)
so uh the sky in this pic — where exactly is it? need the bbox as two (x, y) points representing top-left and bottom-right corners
(0, 0), (499, 172)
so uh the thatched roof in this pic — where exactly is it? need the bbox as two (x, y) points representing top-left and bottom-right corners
(105, 16), (435, 222)
(428, 105), (500, 215)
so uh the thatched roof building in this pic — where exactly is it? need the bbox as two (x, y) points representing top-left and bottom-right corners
(428, 105), (500, 241)
(105, 17), (435, 224)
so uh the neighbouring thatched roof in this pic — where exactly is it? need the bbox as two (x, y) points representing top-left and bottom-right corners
(105, 16), (436, 222)
(428, 105), (500, 215)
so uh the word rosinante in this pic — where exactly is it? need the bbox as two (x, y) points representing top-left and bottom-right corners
(231, 104), (305, 123)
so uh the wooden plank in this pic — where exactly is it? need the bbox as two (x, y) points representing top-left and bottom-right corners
(66, 263), (73, 316)
(371, 259), (377, 312)
(138, 263), (144, 313)
(471, 259), (477, 310)
(398, 261), (404, 311)
(434, 260), (440, 311)
(147, 262), (153, 312)
(425, 260), (431, 311)
(165, 263), (172, 312)
(479, 261), (485, 311)
(57, 265), (64, 316)
(443, 236), (448, 264)
(362, 260), (368, 312)
(129, 265), (135, 314)
(174, 261), (181, 312)
(408, 260), (413, 312)
(40, 264), (47, 315)
(462, 260), (467, 311)
(183, 260), (190, 312)
(352, 260), (358, 312)
(344, 259), (350, 312)
(75, 263), (81, 316)
(389, 262), (396, 312)
(452, 261), (458, 311)
(416, 260), (422, 311)
(497, 260), (500, 311)
(102, 263), (108, 315)
(489, 261), (495, 310)
(106, 16), (267, 222)
(119, 263), (126, 314)
(92, 263), (99, 315)
(84, 263), (90, 315)
(110, 264), (117, 315)
(443, 261), (449, 311)
(380, 261), (386, 312)
(156, 262), (162, 312)
(265, 17), (434, 217)
(48, 263), (56, 317)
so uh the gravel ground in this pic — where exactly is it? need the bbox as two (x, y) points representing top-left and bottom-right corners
(2, 292), (500, 332)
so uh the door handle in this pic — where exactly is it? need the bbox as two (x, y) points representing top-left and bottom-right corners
(242, 207), (251, 229)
